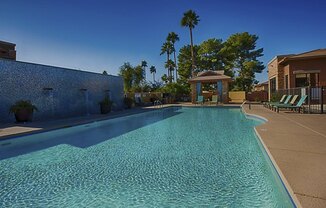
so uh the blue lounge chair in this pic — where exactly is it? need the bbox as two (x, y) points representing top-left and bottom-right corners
(272, 95), (298, 111)
(196, 95), (204, 105)
(270, 95), (292, 110)
(275, 95), (307, 113)
(210, 95), (218, 105)
(264, 94), (287, 108)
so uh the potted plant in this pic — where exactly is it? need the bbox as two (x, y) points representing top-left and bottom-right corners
(124, 97), (134, 109)
(9, 100), (38, 122)
(99, 97), (113, 114)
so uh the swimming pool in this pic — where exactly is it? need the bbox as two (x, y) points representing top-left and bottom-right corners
(0, 107), (295, 207)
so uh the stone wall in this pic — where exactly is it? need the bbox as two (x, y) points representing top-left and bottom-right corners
(0, 59), (124, 123)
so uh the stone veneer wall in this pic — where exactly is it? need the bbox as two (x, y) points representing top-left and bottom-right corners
(0, 59), (124, 123)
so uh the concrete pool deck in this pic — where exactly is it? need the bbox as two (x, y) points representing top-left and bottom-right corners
(0, 107), (160, 139)
(242, 103), (326, 208)
(1, 103), (325, 207)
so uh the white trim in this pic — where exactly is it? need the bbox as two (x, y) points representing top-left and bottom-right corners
(267, 56), (278, 65)
(293, 69), (321, 74)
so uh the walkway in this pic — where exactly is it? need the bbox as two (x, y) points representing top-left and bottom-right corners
(243, 104), (326, 208)
(0, 107), (160, 139)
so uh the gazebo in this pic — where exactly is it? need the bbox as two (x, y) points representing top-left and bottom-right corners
(188, 70), (232, 104)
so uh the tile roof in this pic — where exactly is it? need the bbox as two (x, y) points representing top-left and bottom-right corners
(0, 40), (16, 46)
(189, 70), (231, 83)
(279, 49), (326, 64)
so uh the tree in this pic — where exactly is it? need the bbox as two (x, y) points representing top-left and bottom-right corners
(181, 10), (200, 77)
(161, 74), (168, 84)
(160, 41), (174, 79)
(198, 38), (224, 71)
(134, 65), (144, 87)
(223, 32), (264, 91)
(177, 45), (201, 84)
(150, 65), (156, 82)
(102, 70), (108, 75)
(165, 59), (176, 83)
(118, 62), (134, 92)
(141, 60), (148, 80)
(167, 32), (180, 80)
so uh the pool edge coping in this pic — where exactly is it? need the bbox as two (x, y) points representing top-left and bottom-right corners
(241, 105), (302, 208)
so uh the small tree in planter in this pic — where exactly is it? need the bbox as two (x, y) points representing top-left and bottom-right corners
(9, 100), (38, 122)
(99, 97), (113, 114)
(124, 97), (134, 109)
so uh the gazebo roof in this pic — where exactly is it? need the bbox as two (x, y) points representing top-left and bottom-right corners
(188, 70), (232, 83)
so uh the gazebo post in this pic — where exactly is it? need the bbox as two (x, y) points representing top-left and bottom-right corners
(217, 80), (223, 103)
(191, 83), (196, 103)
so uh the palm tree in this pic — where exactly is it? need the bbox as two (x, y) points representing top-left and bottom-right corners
(160, 41), (173, 78)
(141, 60), (147, 80)
(167, 32), (180, 80)
(150, 65), (156, 82)
(181, 10), (200, 77)
(165, 59), (175, 83)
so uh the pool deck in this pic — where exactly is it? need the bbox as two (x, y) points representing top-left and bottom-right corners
(242, 103), (326, 208)
(1, 103), (325, 207)
(0, 107), (160, 139)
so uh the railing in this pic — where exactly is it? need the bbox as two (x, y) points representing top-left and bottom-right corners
(274, 86), (325, 114)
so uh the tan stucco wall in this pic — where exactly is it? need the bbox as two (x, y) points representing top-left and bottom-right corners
(228, 91), (245, 103)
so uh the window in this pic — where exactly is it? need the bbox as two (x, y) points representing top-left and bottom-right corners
(284, 75), (289, 89)
(295, 74), (308, 87)
(295, 72), (320, 87)
(270, 77), (276, 93)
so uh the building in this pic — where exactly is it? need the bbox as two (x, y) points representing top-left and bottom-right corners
(188, 70), (231, 103)
(268, 49), (326, 99)
(253, 81), (268, 92)
(0, 40), (16, 60)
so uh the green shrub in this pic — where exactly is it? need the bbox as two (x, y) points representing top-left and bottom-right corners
(9, 100), (38, 114)
(270, 93), (283, 102)
(124, 97), (134, 108)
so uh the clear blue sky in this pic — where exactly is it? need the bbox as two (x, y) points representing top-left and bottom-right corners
(1, 0), (325, 83)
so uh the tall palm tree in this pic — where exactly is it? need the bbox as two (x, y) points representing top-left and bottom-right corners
(141, 60), (148, 80)
(181, 10), (200, 77)
(160, 41), (173, 78)
(167, 32), (180, 81)
(165, 59), (175, 83)
(150, 65), (156, 82)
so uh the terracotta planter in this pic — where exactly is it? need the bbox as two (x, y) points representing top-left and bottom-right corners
(14, 109), (33, 122)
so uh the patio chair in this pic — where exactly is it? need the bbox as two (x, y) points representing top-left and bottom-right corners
(196, 95), (204, 105)
(263, 94), (287, 108)
(271, 95), (298, 111)
(275, 95), (307, 113)
(210, 95), (218, 105)
(268, 95), (292, 110)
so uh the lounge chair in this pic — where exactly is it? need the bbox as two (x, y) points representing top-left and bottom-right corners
(264, 94), (287, 108)
(196, 95), (204, 105)
(271, 95), (298, 111)
(210, 95), (218, 105)
(268, 95), (292, 110)
(275, 95), (307, 113)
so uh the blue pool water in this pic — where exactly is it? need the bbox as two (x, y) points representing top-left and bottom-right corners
(0, 107), (295, 207)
